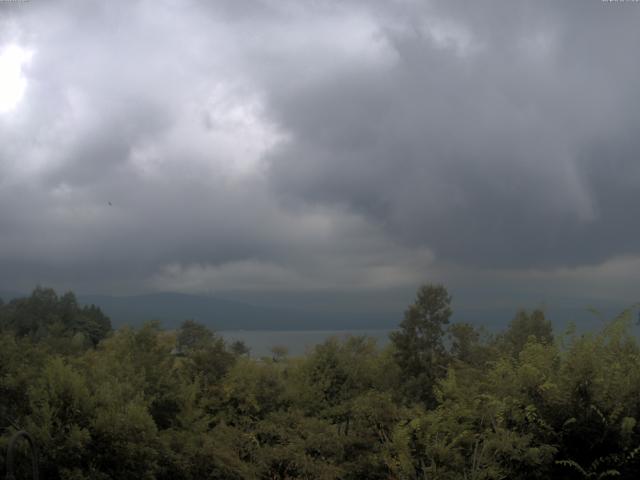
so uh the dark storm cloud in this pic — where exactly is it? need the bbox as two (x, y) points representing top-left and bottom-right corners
(0, 0), (639, 298)
(265, 0), (640, 269)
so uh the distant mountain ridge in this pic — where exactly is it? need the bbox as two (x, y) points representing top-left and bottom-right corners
(86, 293), (633, 331)
(1, 289), (633, 333)
(76, 292), (396, 331)
(1, 290), (397, 330)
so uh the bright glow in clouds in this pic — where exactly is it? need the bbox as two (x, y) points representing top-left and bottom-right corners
(0, 44), (33, 114)
(129, 81), (286, 180)
(422, 17), (479, 57)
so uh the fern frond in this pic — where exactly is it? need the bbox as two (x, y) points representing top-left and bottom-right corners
(556, 459), (589, 478)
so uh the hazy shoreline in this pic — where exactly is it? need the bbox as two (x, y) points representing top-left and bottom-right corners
(219, 328), (393, 357)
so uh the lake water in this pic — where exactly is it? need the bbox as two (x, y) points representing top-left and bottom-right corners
(219, 306), (640, 358)
(220, 329), (392, 357)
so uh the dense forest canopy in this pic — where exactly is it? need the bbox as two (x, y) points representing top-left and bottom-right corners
(1, 285), (640, 479)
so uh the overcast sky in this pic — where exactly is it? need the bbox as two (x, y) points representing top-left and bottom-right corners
(1, 0), (639, 310)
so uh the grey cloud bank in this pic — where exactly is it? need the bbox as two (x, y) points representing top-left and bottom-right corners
(0, 0), (639, 311)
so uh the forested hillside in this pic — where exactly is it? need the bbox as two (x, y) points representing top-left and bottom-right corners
(1, 286), (640, 479)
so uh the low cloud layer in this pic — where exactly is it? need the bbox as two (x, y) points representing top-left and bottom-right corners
(0, 1), (639, 306)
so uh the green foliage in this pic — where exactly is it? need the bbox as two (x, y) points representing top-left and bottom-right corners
(2, 286), (640, 479)
(498, 309), (554, 356)
(270, 345), (289, 362)
(390, 283), (453, 406)
(230, 340), (251, 357)
(176, 319), (213, 352)
(0, 287), (112, 351)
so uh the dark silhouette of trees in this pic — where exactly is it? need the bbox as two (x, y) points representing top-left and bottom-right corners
(2, 285), (639, 479)
(390, 283), (452, 406)
(0, 287), (111, 349)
